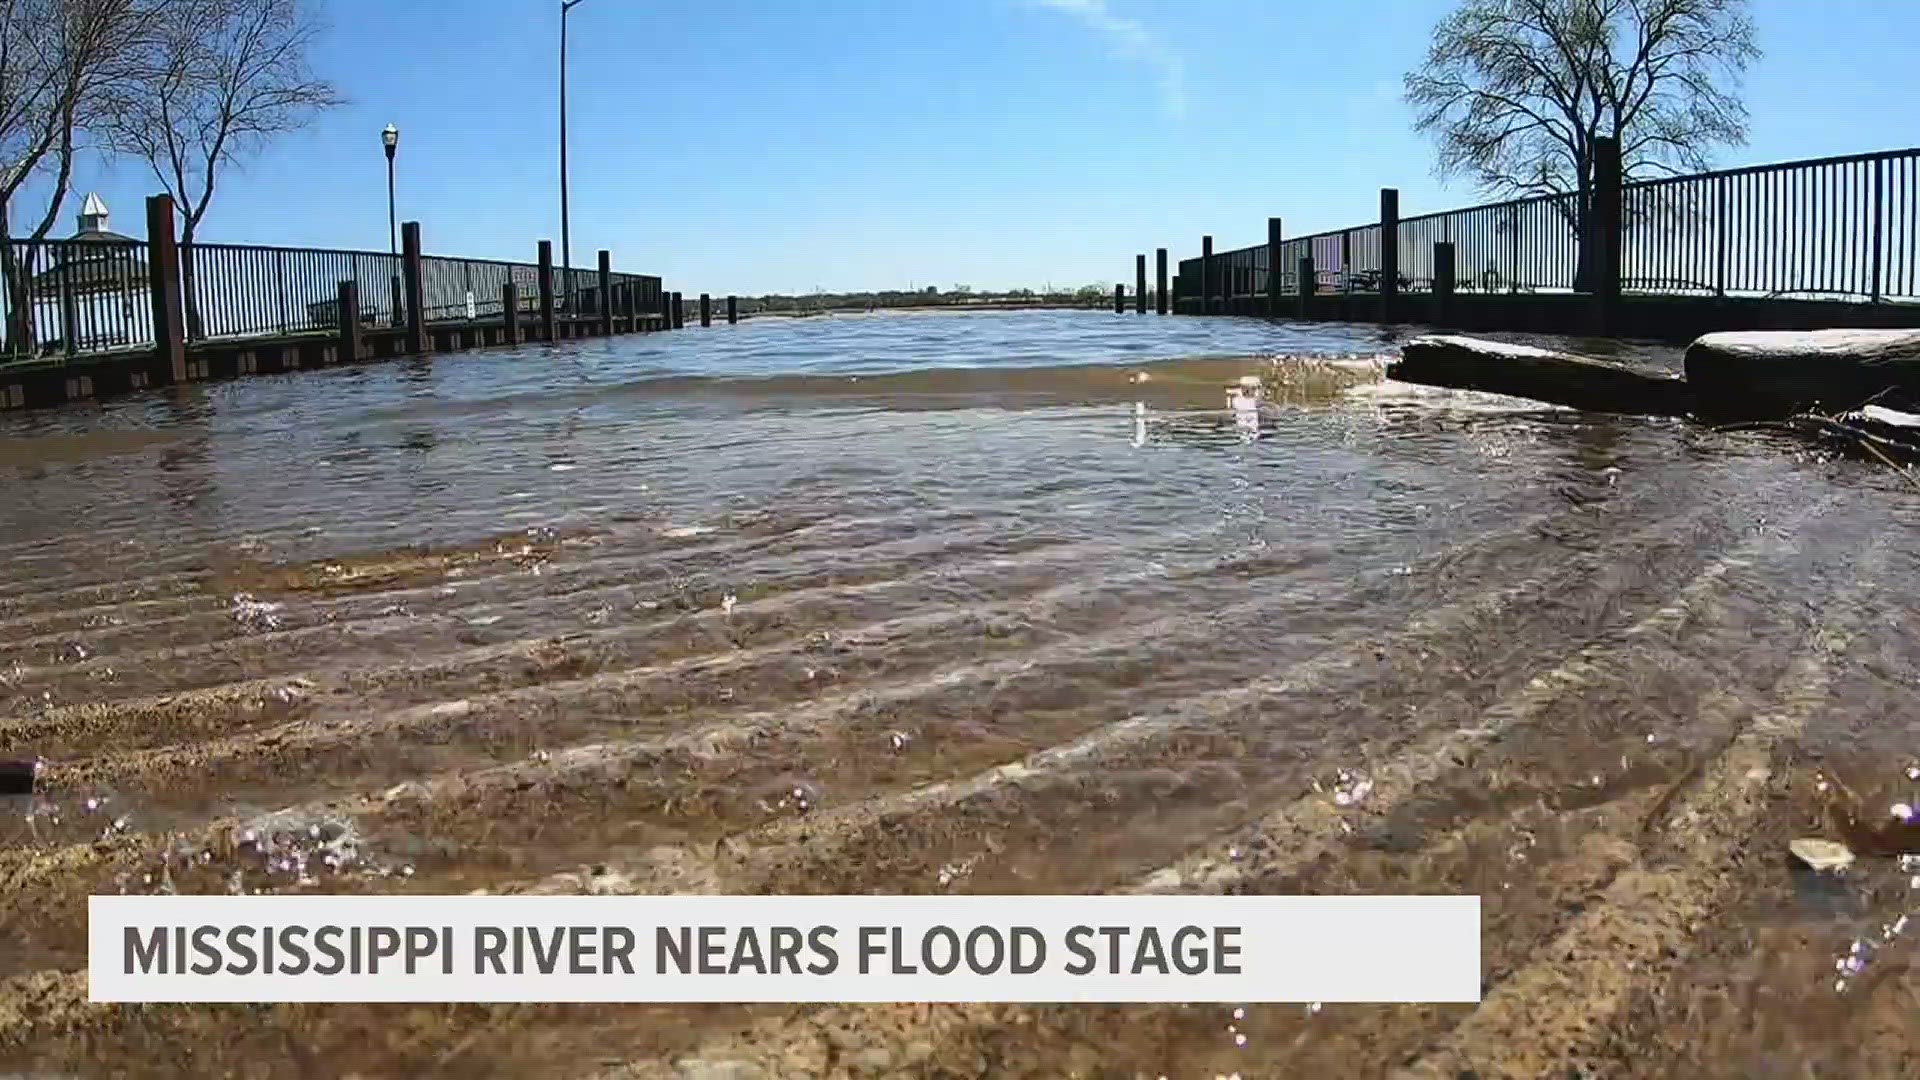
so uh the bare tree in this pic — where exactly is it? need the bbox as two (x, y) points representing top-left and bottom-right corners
(1405, 0), (1759, 288)
(110, 0), (339, 337)
(0, 0), (172, 354)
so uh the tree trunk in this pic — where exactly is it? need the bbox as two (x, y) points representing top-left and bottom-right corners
(0, 199), (32, 358)
(180, 225), (204, 341)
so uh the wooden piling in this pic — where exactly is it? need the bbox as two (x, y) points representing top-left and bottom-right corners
(1435, 241), (1456, 299)
(1135, 255), (1147, 314)
(1592, 135), (1623, 330)
(700, 293), (712, 327)
(1113, 284), (1124, 313)
(336, 280), (361, 363)
(1298, 256), (1315, 304)
(1379, 189), (1399, 319)
(144, 194), (187, 383)
(727, 295), (738, 324)
(538, 241), (556, 342)
(672, 292), (684, 329)
(402, 221), (426, 354)
(1155, 248), (1168, 315)
(502, 283), (520, 345)
(597, 250), (613, 336)
(1201, 235), (1215, 314)
(1266, 217), (1284, 316)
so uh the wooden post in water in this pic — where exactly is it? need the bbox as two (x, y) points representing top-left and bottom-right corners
(538, 240), (556, 342)
(502, 283), (520, 344)
(402, 221), (426, 354)
(1378, 189), (1399, 320)
(1114, 283), (1124, 313)
(1298, 256), (1315, 310)
(672, 292), (684, 329)
(1135, 255), (1147, 314)
(337, 280), (361, 363)
(1201, 235), (1215, 315)
(700, 293), (712, 327)
(1155, 248), (1168, 315)
(597, 250), (614, 336)
(727, 295), (738, 324)
(1434, 242), (1456, 299)
(1266, 217), (1284, 316)
(144, 194), (187, 384)
(658, 285), (670, 331)
(1591, 135), (1622, 330)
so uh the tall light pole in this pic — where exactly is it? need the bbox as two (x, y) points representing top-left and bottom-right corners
(383, 123), (401, 327)
(559, 0), (592, 314)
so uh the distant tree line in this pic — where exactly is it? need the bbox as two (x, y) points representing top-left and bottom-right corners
(730, 283), (1123, 317)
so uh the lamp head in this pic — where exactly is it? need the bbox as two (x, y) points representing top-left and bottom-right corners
(382, 124), (398, 155)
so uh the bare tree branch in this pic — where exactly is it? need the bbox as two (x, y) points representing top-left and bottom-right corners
(104, 0), (341, 335)
(1406, 0), (1758, 198)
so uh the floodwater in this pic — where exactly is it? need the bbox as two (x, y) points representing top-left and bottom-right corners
(2, 308), (1919, 1078)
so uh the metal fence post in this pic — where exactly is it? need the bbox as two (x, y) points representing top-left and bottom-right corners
(1872, 158), (1885, 304)
(1434, 241), (1456, 299)
(1715, 174), (1729, 298)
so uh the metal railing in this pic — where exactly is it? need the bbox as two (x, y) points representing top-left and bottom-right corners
(1175, 145), (1920, 307)
(184, 244), (405, 341)
(1, 238), (157, 359)
(1, 235), (665, 362)
(1622, 148), (1920, 301)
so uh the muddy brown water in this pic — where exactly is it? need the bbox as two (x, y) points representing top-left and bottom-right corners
(1, 310), (1918, 1078)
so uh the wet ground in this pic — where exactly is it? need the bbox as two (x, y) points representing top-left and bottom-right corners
(1, 309), (1918, 1078)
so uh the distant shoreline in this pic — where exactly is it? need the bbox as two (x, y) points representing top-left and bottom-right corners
(742, 301), (1110, 320)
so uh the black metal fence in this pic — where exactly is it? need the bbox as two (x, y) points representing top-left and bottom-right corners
(1177, 146), (1920, 307)
(1, 236), (665, 362)
(1, 238), (158, 358)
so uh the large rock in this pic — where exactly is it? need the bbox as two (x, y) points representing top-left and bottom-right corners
(1684, 329), (1920, 419)
(1388, 335), (1692, 416)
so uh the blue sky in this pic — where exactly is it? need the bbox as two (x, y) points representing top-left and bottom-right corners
(31, 0), (1920, 296)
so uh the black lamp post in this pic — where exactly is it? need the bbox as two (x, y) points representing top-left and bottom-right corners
(383, 123), (401, 328)
(560, 0), (592, 315)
